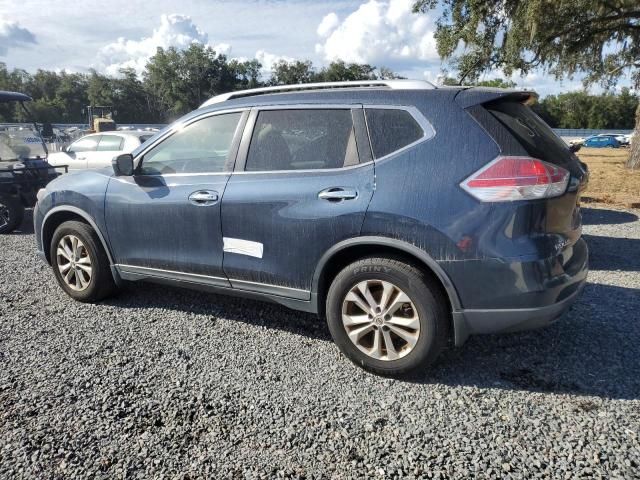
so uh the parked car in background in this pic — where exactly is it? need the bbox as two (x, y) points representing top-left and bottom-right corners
(47, 131), (154, 171)
(583, 135), (620, 148)
(34, 80), (589, 376)
(595, 133), (629, 146)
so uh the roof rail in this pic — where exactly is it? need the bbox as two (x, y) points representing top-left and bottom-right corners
(199, 79), (436, 108)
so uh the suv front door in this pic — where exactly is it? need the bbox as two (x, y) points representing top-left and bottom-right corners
(105, 110), (248, 281)
(221, 106), (374, 298)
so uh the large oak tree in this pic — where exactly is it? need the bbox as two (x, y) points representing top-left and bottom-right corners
(413, 0), (640, 168)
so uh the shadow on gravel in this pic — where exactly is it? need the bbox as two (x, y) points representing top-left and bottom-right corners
(581, 207), (638, 225)
(419, 282), (640, 400)
(104, 282), (332, 342)
(584, 234), (640, 272)
(107, 280), (639, 400)
(10, 209), (34, 235)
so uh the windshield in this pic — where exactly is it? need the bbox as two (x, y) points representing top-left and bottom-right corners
(0, 126), (47, 162)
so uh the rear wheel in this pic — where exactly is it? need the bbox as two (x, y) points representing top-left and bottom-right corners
(50, 220), (117, 302)
(326, 257), (449, 376)
(0, 195), (25, 234)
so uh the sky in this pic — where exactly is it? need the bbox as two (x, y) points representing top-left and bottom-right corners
(0, 0), (622, 97)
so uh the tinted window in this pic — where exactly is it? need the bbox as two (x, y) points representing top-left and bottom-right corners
(70, 136), (99, 153)
(365, 109), (424, 159)
(97, 135), (124, 151)
(140, 113), (242, 175)
(485, 100), (576, 170)
(245, 109), (358, 171)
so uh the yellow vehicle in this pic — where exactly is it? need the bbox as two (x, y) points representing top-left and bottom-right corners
(83, 105), (117, 133)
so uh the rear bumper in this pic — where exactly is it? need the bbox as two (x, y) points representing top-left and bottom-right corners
(449, 237), (589, 345)
(453, 282), (584, 344)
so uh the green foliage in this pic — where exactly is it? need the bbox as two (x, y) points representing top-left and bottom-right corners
(438, 76), (517, 88)
(533, 88), (638, 129)
(0, 56), (400, 123)
(270, 60), (399, 85)
(413, 0), (639, 88)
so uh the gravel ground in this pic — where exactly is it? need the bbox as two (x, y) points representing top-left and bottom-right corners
(1, 206), (639, 479)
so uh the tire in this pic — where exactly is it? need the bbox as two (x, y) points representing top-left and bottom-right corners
(50, 220), (117, 302)
(326, 257), (449, 376)
(0, 195), (25, 234)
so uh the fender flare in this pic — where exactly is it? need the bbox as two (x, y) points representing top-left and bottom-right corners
(41, 205), (115, 265)
(311, 236), (462, 311)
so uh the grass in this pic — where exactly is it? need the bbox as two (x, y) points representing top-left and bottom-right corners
(577, 148), (640, 208)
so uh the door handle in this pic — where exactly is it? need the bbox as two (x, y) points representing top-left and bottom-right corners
(318, 187), (358, 202)
(189, 190), (219, 206)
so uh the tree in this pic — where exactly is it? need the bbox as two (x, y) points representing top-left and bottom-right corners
(270, 60), (316, 85)
(317, 61), (377, 82)
(413, 0), (640, 168)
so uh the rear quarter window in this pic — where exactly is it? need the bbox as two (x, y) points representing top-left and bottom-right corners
(365, 108), (426, 159)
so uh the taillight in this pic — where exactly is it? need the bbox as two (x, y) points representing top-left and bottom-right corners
(460, 156), (569, 202)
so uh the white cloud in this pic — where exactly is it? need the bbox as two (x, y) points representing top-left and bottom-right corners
(317, 13), (339, 38)
(254, 49), (295, 74)
(97, 14), (212, 75)
(0, 18), (37, 56)
(315, 0), (438, 66)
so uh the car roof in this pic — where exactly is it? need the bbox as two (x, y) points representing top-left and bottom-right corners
(0, 91), (32, 103)
(194, 82), (536, 118)
(79, 131), (151, 139)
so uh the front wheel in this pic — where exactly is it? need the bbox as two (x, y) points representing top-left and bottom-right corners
(50, 220), (117, 302)
(326, 257), (449, 376)
(0, 195), (25, 234)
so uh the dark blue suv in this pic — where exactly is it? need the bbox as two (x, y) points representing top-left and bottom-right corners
(34, 80), (589, 375)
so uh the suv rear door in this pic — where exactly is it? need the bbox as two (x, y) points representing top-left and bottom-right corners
(221, 105), (374, 298)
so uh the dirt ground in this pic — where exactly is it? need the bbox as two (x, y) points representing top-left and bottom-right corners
(577, 148), (640, 208)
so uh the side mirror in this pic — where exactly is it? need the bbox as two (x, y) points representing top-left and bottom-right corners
(569, 143), (582, 153)
(113, 153), (134, 176)
(63, 146), (70, 153)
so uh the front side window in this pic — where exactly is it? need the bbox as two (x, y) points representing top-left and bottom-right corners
(365, 108), (425, 159)
(70, 136), (100, 153)
(245, 109), (359, 172)
(97, 135), (124, 151)
(139, 113), (242, 175)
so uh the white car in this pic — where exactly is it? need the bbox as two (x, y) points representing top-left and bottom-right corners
(47, 131), (154, 171)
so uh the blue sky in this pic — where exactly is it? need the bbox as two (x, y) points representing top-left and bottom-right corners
(0, 0), (623, 97)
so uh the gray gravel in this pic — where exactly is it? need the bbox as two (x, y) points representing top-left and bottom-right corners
(1, 206), (639, 479)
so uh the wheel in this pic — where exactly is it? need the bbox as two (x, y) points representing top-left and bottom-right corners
(50, 220), (117, 302)
(326, 257), (449, 376)
(0, 195), (25, 234)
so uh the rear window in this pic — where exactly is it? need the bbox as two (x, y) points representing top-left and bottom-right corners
(365, 108), (425, 159)
(70, 136), (99, 153)
(97, 135), (124, 151)
(484, 100), (577, 171)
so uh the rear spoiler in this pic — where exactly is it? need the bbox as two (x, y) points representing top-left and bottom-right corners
(454, 88), (538, 109)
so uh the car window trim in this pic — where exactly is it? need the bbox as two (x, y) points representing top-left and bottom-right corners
(233, 103), (369, 174)
(131, 108), (250, 177)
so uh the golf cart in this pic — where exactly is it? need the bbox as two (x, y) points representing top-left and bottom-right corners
(0, 91), (68, 234)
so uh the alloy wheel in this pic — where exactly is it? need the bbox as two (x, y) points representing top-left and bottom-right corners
(56, 235), (93, 291)
(341, 279), (421, 361)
